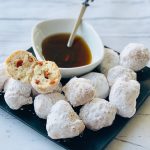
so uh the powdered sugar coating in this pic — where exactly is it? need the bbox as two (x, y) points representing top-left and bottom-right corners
(34, 92), (66, 119)
(97, 48), (119, 75)
(79, 98), (117, 131)
(109, 79), (140, 118)
(120, 43), (150, 71)
(107, 65), (137, 86)
(63, 77), (95, 107)
(81, 72), (109, 98)
(46, 100), (85, 139)
(4, 78), (32, 97)
(0, 63), (9, 91)
(4, 92), (32, 110)
(4, 78), (32, 110)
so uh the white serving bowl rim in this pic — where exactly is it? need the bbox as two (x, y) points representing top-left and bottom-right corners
(31, 18), (104, 77)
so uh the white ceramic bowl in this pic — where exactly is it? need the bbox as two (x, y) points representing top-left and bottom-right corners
(32, 19), (104, 78)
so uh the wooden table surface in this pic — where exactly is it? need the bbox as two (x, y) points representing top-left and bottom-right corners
(0, 0), (150, 150)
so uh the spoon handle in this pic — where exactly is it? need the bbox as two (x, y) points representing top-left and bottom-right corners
(67, 4), (87, 47)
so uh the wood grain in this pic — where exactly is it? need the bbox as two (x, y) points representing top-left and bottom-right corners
(0, 0), (150, 150)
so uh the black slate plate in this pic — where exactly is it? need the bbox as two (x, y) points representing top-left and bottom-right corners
(0, 47), (150, 150)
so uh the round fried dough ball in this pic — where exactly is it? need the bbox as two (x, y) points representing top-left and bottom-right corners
(120, 43), (150, 71)
(81, 72), (109, 98)
(63, 77), (95, 107)
(4, 78), (32, 96)
(107, 65), (136, 86)
(109, 79), (140, 118)
(4, 78), (32, 110)
(97, 48), (119, 75)
(46, 100), (85, 139)
(4, 92), (32, 110)
(79, 98), (117, 131)
(34, 92), (66, 119)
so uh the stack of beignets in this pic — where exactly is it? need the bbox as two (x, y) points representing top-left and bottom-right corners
(2, 43), (149, 140)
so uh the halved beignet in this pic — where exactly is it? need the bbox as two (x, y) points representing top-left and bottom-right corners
(5, 50), (37, 83)
(31, 61), (61, 93)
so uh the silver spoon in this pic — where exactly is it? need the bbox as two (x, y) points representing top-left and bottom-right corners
(67, 0), (94, 47)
